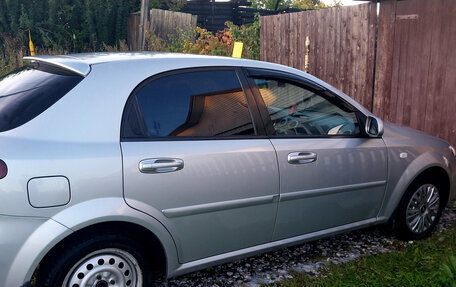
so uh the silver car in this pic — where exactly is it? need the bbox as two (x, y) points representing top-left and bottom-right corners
(0, 53), (454, 287)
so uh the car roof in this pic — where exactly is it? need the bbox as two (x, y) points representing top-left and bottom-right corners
(23, 52), (280, 77)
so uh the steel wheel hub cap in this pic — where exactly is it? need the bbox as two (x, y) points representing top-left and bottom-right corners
(64, 248), (142, 287)
(406, 184), (440, 234)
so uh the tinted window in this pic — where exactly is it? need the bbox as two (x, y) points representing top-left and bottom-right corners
(126, 70), (255, 138)
(0, 66), (83, 132)
(253, 78), (360, 137)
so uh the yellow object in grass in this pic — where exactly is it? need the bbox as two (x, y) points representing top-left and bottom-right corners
(29, 30), (35, 56)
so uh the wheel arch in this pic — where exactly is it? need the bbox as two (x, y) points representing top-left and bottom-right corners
(378, 152), (452, 221)
(33, 220), (169, 283)
(11, 198), (180, 286)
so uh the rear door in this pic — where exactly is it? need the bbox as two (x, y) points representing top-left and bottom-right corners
(244, 68), (387, 240)
(121, 68), (279, 263)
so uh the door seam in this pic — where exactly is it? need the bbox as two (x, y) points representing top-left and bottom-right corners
(268, 138), (282, 241)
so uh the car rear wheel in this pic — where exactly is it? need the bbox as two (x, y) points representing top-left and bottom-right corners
(395, 175), (444, 240)
(35, 233), (154, 287)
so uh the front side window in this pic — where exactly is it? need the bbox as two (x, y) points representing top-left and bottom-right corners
(124, 70), (255, 138)
(253, 78), (360, 137)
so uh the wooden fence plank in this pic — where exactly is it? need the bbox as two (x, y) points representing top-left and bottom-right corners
(374, 0), (397, 120)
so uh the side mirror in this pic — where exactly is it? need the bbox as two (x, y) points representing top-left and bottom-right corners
(365, 116), (384, 137)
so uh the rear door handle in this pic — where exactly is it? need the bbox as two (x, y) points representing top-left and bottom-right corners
(288, 152), (317, 164)
(139, 158), (184, 174)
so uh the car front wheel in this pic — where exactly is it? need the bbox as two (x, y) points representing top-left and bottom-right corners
(395, 175), (444, 240)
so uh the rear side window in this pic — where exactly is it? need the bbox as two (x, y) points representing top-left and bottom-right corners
(0, 65), (83, 132)
(122, 69), (255, 138)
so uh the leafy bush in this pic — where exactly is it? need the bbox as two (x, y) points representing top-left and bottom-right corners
(226, 15), (260, 60)
(440, 256), (456, 287)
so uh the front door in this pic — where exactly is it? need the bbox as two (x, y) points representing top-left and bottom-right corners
(121, 68), (279, 262)
(246, 69), (387, 240)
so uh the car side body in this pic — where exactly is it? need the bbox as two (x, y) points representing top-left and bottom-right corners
(0, 53), (454, 287)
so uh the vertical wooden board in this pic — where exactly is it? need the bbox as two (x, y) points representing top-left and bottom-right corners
(327, 7), (335, 87)
(373, 0), (397, 119)
(344, 6), (353, 100)
(302, 11), (311, 73)
(333, 6), (341, 89)
(289, 13), (298, 69)
(434, 0), (454, 142)
(354, 4), (367, 107)
(326, 7), (334, 86)
(311, 10), (318, 76)
(361, 3), (375, 110)
(357, 3), (372, 108)
(349, 5), (359, 104)
(312, 10), (322, 78)
(273, 15), (280, 64)
(268, 15), (275, 63)
(442, 0), (456, 146)
(276, 15), (282, 65)
(347, 5), (357, 102)
(280, 14), (290, 66)
(268, 16), (275, 63)
(296, 12), (305, 71)
(365, 2), (377, 111)
(128, 14), (137, 50)
(407, 0), (433, 132)
(319, 8), (328, 84)
(395, 0), (416, 127)
(423, 0), (446, 136)
(400, 4), (415, 128)
(360, 3), (369, 107)
(338, 5), (348, 96)
(388, 1), (409, 124)
(260, 16), (266, 61)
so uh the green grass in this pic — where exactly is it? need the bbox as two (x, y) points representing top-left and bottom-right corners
(268, 221), (456, 287)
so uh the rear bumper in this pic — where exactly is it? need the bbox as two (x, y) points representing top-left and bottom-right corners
(0, 214), (69, 287)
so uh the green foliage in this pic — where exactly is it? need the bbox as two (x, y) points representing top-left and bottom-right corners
(250, 0), (340, 10)
(226, 15), (260, 60)
(440, 256), (456, 287)
(0, 0), (140, 53)
(143, 17), (260, 60)
(149, 0), (185, 11)
(293, 0), (341, 9)
(0, 34), (26, 75)
(251, 0), (294, 10)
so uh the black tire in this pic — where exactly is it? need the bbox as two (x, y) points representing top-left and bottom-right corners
(35, 233), (154, 287)
(395, 174), (445, 240)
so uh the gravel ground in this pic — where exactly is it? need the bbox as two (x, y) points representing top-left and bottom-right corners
(157, 206), (456, 287)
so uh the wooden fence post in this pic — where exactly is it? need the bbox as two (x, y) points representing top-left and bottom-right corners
(139, 0), (150, 51)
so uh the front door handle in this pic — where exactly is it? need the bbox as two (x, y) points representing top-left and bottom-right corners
(139, 158), (184, 174)
(288, 152), (317, 164)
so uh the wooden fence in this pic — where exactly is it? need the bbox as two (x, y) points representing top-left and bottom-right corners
(260, 0), (456, 146)
(128, 9), (197, 51)
(260, 3), (377, 110)
(374, 0), (456, 146)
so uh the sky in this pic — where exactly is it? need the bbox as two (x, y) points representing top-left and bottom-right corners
(322, 0), (369, 5)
